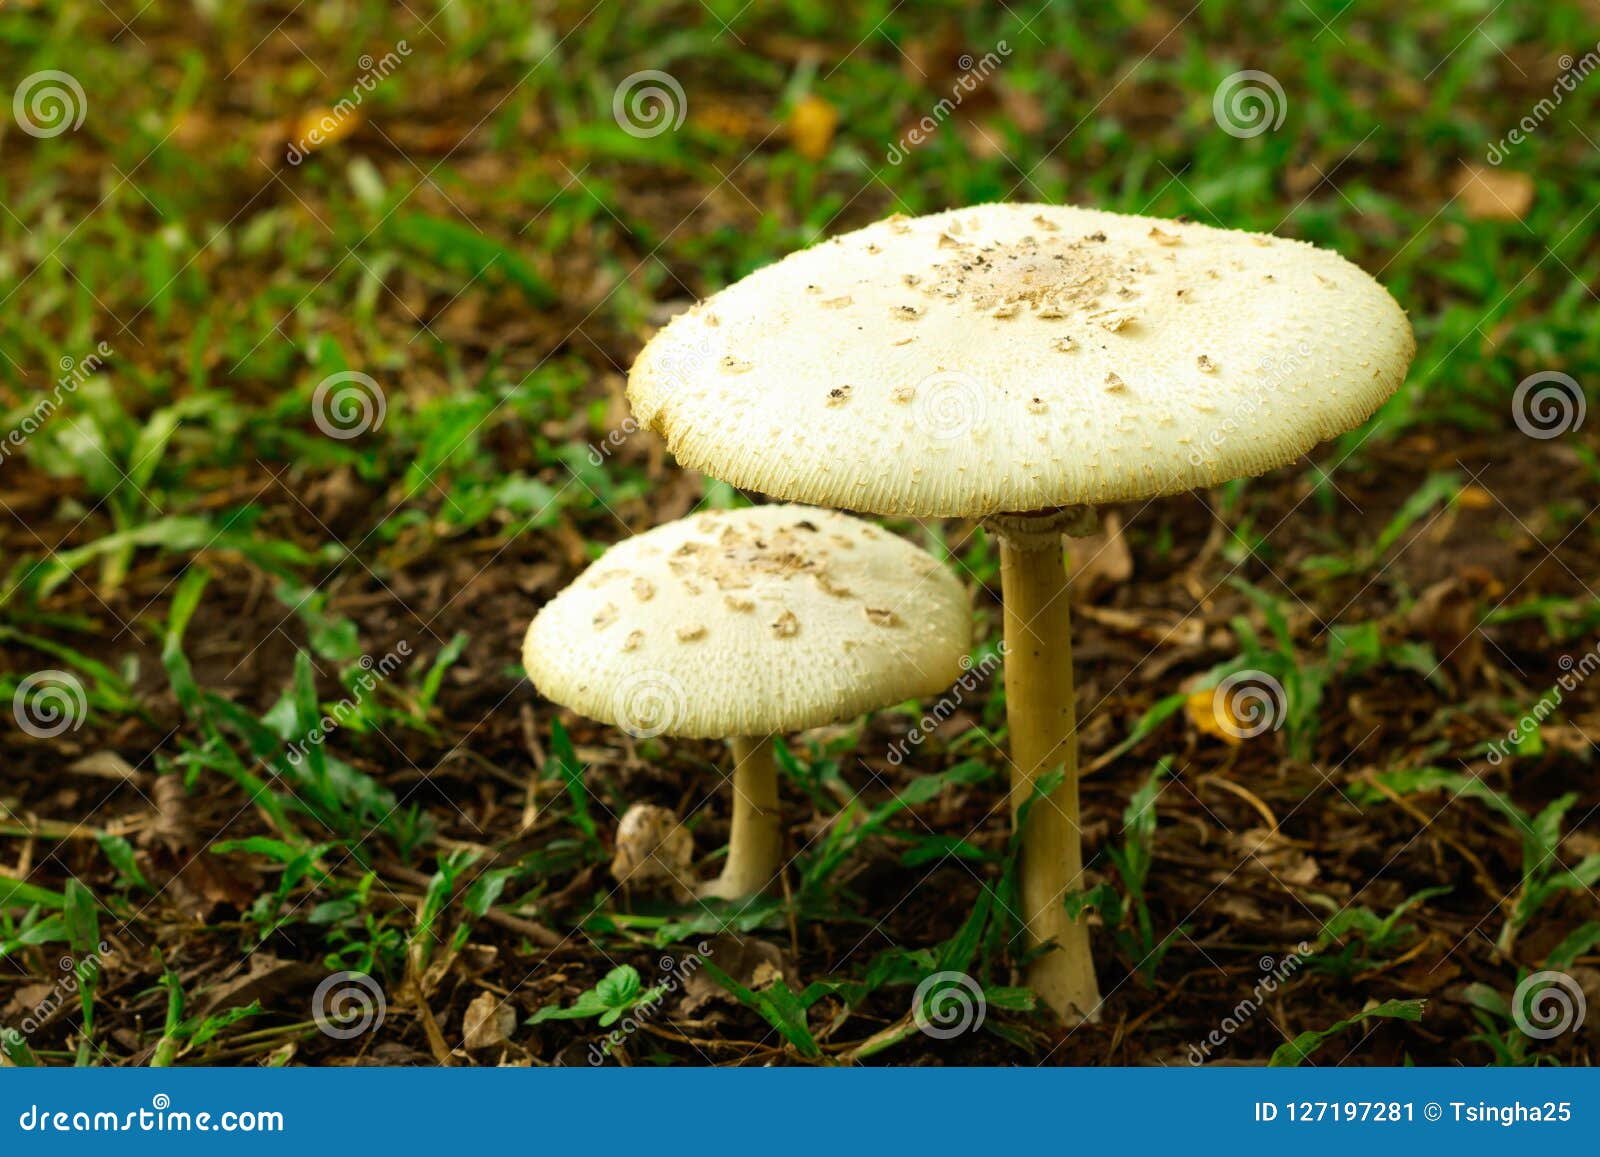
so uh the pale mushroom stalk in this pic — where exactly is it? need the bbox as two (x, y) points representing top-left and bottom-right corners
(699, 735), (782, 900)
(990, 508), (1101, 1020)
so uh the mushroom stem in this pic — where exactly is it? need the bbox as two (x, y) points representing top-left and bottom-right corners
(997, 528), (1101, 1023)
(700, 734), (783, 900)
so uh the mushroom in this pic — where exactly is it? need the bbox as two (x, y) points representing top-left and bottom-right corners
(626, 203), (1415, 1019)
(523, 504), (972, 899)
(610, 802), (696, 899)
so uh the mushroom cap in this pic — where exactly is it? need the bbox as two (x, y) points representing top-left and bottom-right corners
(628, 202), (1416, 518)
(523, 504), (973, 739)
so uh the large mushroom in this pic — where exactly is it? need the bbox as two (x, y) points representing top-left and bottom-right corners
(524, 503), (972, 899)
(627, 203), (1415, 1019)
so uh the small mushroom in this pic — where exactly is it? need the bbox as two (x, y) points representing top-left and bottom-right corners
(609, 803), (695, 899)
(524, 505), (971, 900)
(625, 202), (1416, 1021)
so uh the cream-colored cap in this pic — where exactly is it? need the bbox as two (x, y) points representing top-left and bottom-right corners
(628, 202), (1415, 517)
(523, 504), (972, 739)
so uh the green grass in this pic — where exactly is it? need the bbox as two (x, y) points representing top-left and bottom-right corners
(1, 0), (1598, 1066)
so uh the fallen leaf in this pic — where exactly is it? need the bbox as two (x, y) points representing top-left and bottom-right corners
(1452, 163), (1533, 221)
(1396, 956), (1460, 993)
(1232, 827), (1321, 887)
(462, 991), (516, 1051)
(198, 958), (325, 1017)
(1068, 511), (1132, 602)
(287, 105), (364, 159)
(1185, 688), (1243, 745)
(67, 751), (144, 783)
(1404, 575), (1487, 688)
(693, 100), (761, 139)
(787, 94), (838, 161)
(678, 935), (788, 1016)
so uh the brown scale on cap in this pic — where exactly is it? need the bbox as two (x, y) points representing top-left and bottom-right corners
(627, 202), (1414, 518)
(523, 504), (972, 739)
(923, 233), (1136, 324)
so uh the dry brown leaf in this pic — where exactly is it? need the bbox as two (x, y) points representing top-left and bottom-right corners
(1397, 957), (1460, 992)
(1068, 510), (1133, 602)
(1233, 827), (1321, 887)
(67, 751), (144, 783)
(1452, 164), (1533, 221)
(1405, 576), (1485, 688)
(679, 935), (788, 1016)
(462, 990), (516, 1051)
(197, 958), (326, 1017)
